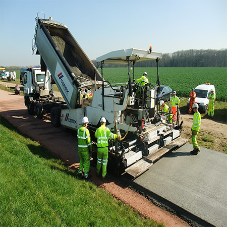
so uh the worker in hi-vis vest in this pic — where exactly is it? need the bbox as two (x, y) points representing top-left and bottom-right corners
(191, 103), (201, 155)
(77, 117), (92, 179)
(135, 72), (149, 87)
(208, 89), (215, 117)
(188, 88), (196, 114)
(95, 117), (120, 179)
(160, 100), (172, 123)
(170, 91), (180, 121)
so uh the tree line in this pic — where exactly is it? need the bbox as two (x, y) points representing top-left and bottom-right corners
(2, 49), (227, 69)
(95, 49), (227, 68)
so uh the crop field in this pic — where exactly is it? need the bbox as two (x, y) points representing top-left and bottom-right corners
(4, 67), (226, 101)
(99, 67), (227, 101)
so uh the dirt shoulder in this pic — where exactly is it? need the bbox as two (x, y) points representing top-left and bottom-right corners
(0, 88), (190, 226)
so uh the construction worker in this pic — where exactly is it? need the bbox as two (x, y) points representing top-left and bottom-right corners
(191, 103), (201, 155)
(14, 84), (20, 95)
(170, 91), (180, 122)
(95, 117), (120, 179)
(160, 100), (172, 123)
(188, 88), (196, 114)
(135, 72), (149, 103)
(77, 116), (92, 179)
(135, 72), (149, 87)
(208, 89), (215, 118)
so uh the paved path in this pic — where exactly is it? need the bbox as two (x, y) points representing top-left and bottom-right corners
(134, 143), (227, 226)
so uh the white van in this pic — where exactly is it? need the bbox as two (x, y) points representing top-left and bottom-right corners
(188, 83), (215, 113)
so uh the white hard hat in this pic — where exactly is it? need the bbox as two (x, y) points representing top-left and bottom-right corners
(143, 72), (147, 77)
(82, 116), (89, 124)
(193, 103), (199, 109)
(160, 100), (164, 105)
(100, 117), (106, 123)
(211, 89), (214, 92)
(173, 91), (176, 94)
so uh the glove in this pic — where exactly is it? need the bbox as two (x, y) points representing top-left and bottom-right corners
(117, 133), (121, 140)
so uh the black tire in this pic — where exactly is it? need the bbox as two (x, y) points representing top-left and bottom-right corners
(51, 107), (61, 127)
(205, 104), (208, 114)
(27, 101), (34, 115)
(36, 103), (43, 119)
(24, 96), (29, 106)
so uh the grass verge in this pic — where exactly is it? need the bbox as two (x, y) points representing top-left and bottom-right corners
(0, 116), (162, 227)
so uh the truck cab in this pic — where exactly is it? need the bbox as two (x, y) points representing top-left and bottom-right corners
(24, 67), (52, 97)
(188, 83), (216, 113)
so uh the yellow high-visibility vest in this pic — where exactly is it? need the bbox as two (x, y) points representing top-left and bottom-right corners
(95, 125), (117, 147)
(77, 126), (92, 151)
(192, 112), (201, 131)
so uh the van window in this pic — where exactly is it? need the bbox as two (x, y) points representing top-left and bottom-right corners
(195, 89), (208, 98)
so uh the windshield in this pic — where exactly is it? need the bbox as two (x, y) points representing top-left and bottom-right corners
(195, 89), (208, 98)
(36, 74), (45, 83)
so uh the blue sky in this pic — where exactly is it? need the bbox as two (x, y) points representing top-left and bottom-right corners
(0, 0), (226, 66)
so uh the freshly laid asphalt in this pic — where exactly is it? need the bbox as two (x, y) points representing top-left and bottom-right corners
(134, 143), (227, 227)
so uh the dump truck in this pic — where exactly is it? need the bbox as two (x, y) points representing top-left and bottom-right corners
(24, 14), (186, 177)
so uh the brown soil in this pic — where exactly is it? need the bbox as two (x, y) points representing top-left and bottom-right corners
(0, 88), (190, 226)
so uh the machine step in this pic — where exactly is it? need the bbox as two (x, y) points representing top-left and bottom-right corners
(145, 137), (187, 163)
(125, 159), (153, 178)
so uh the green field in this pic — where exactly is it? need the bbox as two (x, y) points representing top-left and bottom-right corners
(99, 67), (227, 101)
(3, 67), (227, 101)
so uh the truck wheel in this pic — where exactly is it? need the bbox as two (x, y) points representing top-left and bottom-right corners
(36, 103), (43, 119)
(205, 104), (208, 114)
(51, 107), (61, 127)
(24, 96), (29, 106)
(27, 102), (34, 115)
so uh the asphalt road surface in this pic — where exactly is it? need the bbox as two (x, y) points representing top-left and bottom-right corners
(134, 143), (227, 226)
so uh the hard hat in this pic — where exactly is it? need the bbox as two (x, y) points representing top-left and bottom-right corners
(100, 117), (106, 123)
(192, 88), (194, 91)
(143, 72), (147, 77)
(173, 91), (176, 94)
(82, 116), (89, 124)
(193, 103), (199, 109)
(160, 100), (164, 105)
(211, 89), (214, 92)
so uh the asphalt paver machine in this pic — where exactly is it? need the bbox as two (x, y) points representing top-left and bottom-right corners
(27, 14), (186, 177)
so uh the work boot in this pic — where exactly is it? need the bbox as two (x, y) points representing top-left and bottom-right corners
(78, 171), (83, 179)
(193, 148), (200, 155)
(84, 176), (91, 181)
(190, 148), (198, 155)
